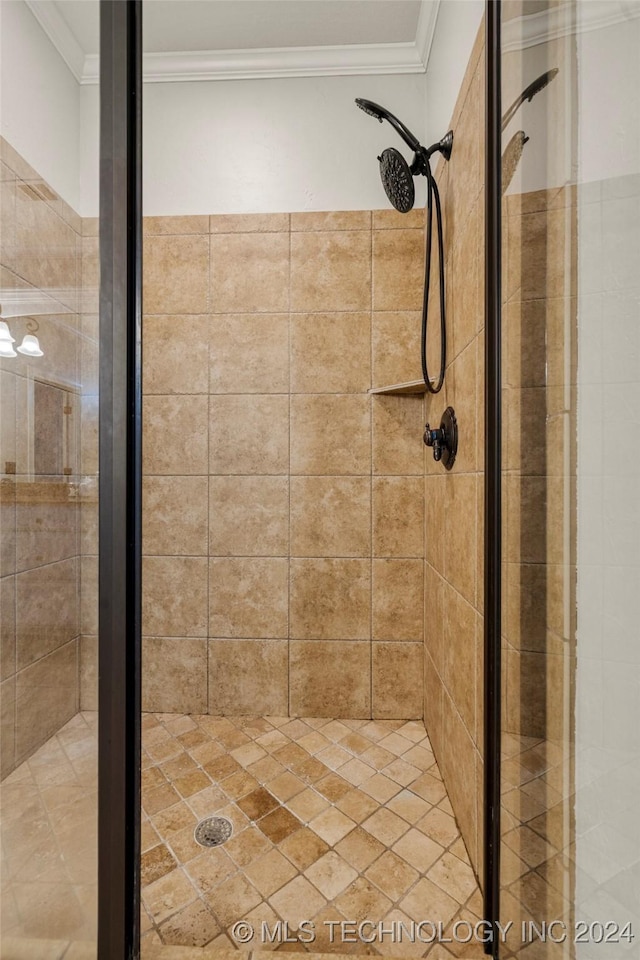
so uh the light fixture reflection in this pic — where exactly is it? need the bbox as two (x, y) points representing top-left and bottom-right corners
(0, 320), (15, 342)
(0, 340), (18, 358)
(17, 334), (44, 357)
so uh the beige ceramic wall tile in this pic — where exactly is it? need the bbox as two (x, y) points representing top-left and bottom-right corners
(372, 559), (423, 641)
(15, 558), (79, 670)
(372, 209), (426, 230)
(142, 637), (208, 713)
(289, 558), (370, 640)
(143, 316), (210, 395)
(79, 635), (97, 711)
(209, 314), (289, 394)
(15, 640), (77, 762)
(290, 395), (370, 475)
(209, 476), (289, 557)
(442, 583), (477, 739)
(0, 480), (16, 577)
(0, 675), (16, 777)
(372, 396), (424, 475)
(142, 557), (208, 638)
(210, 233), (289, 313)
(424, 563), (444, 677)
(208, 639), (288, 715)
(373, 230), (425, 311)
(445, 336), (478, 473)
(373, 477), (424, 558)
(209, 395), (289, 475)
(144, 235), (209, 314)
(143, 396), (209, 476)
(290, 232), (371, 312)
(371, 311), (423, 387)
(372, 642), (423, 719)
(209, 213), (289, 233)
(143, 476), (209, 557)
(15, 496), (77, 572)
(143, 216), (209, 235)
(440, 692), (479, 873)
(291, 211), (371, 231)
(209, 557), (288, 639)
(1, 575), (16, 681)
(290, 477), (370, 558)
(289, 640), (371, 717)
(80, 555), (98, 637)
(443, 474), (477, 606)
(290, 313), (370, 393)
(452, 197), (482, 360)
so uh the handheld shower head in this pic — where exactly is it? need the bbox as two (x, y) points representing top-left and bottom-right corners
(355, 98), (422, 153)
(501, 67), (559, 131)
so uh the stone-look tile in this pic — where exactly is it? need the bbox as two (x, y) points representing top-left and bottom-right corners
(142, 557), (208, 637)
(209, 395), (289, 475)
(290, 231), (371, 312)
(143, 477), (209, 557)
(372, 643), (423, 720)
(0, 675), (16, 777)
(142, 867), (197, 926)
(143, 216), (209, 235)
(334, 876), (393, 923)
(80, 556), (98, 637)
(209, 476), (289, 557)
(258, 806), (301, 844)
(446, 337), (478, 473)
(143, 316), (209, 395)
(15, 558), (79, 670)
(290, 477), (370, 558)
(142, 638), (208, 713)
(158, 898), (220, 948)
(290, 312), (370, 393)
(440, 694), (480, 872)
(14, 640), (77, 762)
(443, 474), (477, 606)
(291, 211), (371, 231)
(371, 312), (422, 387)
(209, 558), (288, 639)
(443, 584), (478, 740)
(290, 641), (371, 717)
(244, 848), (297, 897)
(209, 314), (289, 393)
(80, 635), (98, 711)
(209, 212), (289, 233)
(1, 574), (16, 681)
(15, 495), (78, 572)
(373, 230), (425, 311)
(210, 232), (289, 313)
(372, 395), (424, 475)
(268, 875), (326, 928)
(372, 559), (424, 641)
(305, 850), (358, 899)
(452, 198), (483, 361)
(289, 559), (370, 640)
(400, 876), (459, 927)
(143, 396), (209, 475)
(0, 478), (17, 578)
(373, 208), (426, 230)
(141, 844), (178, 887)
(209, 640), (288, 715)
(365, 850), (419, 901)
(144, 235), (209, 314)
(290, 395), (370, 476)
(372, 477), (424, 558)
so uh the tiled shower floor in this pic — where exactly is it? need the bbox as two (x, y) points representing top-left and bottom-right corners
(1, 713), (483, 959)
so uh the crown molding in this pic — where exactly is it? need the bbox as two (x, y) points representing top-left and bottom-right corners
(502, 0), (640, 53)
(25, 0), (85, 82)
(81, 40), (427, 85)
(27, 0), (440, 85)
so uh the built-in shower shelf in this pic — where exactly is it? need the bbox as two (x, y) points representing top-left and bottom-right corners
(369, 379), (427, 396)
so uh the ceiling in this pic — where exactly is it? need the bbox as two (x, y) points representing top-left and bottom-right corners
(54, 1), (424, 54)
(26, 0), (437, 83)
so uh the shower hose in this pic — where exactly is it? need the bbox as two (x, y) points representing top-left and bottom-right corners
(421, 164), (446, 394)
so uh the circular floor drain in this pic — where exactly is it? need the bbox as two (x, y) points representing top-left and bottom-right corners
(194, 816), (233, 848)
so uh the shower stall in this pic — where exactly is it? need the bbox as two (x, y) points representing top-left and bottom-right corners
(1, 2), (639, 959)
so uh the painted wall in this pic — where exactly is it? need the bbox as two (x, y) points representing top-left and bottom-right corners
(0, 0), (81, 212)
(80, 72), (429, 217)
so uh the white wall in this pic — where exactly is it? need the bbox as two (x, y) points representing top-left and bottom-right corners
(82, 72), (428, 217)
(575, 6), (640, 952)
(424, 0), (484, 145)
(0, 0), (81, 211)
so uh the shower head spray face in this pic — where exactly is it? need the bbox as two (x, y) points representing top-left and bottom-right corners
(378, 147), (415, 213)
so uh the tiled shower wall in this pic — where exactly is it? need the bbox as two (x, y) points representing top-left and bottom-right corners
(140, 210), (429, 720)
(0, 138), (85, 777)
(423, 22), (486, 880)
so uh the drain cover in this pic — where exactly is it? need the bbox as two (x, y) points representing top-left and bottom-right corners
(194, 816), (233, 848)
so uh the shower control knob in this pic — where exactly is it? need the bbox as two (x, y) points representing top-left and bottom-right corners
(423, 407), (458, 471)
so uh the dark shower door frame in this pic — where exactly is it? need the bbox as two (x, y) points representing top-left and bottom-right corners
(484, 1), (502, 958)
(98, 1), (143, 958)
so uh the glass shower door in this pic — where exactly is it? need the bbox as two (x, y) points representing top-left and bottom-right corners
(499, 1), (640, 957)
